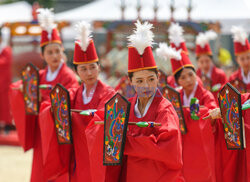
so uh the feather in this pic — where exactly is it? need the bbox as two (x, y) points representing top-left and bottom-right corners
(205, 30), (217, 40)
(128, 20), (154, 55)
(196, 30), (217, 48)
(75, 21), (92, 52)
(156, 43), (182, 61)
(231, 26), (248, 45)
(168, 23), (184, 47)
(36, 8), (56, 37)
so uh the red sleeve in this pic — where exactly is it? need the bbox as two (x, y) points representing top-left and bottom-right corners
(62, 73), (79, 90)
(39, 101), (72, 180)
(97, 87), (116, 110)
(0, 47), (12, 89)
(85, 114), (107, 182)
(9, 80), (36, 151)
(200, 90), (217, 113)
(219, 72), (228, 85)
(0, 47), (11, 65)
(94, 87), (116, 121)
(124, 104), (183, 170)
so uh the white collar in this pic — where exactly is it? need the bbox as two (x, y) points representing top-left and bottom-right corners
(202, 65), (213, 79)
(241, 68), (250, 84)
(82, 81), (98, 105)
(46, 61), (63, 82)
(183, 81), (198, 106)
(134, 90), (156, 118)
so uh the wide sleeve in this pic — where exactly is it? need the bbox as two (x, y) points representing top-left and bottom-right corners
(124, 103), (183, 170)
(61, 70), (79, 90)
(97, 87), (116, 110)
(198, 90), (217, 117)
(219, 71), (228, 86)
(85, 114), (107, 182)
(94, 87), (116, 121)
(9, 80), (36, 151)
(38, 101), (72, 180)
(0, 47), (11, 65)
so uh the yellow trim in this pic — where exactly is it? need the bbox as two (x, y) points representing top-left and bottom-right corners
(235, 49), (250, 56)
(128, 66), (158, 73)
(40, 40), (62, 47)
(73, 58), (99, 65)
(182, 50), (189, 55)
(196, 51), (212, 57)
(173, 64), (195, 75)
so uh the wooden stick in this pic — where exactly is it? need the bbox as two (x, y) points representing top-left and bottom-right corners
(70, 109), (83, 113)
(39, 84), (53, 90)
(182, 105), (205, 108)
(202, 115), (211, 120)
(11, 87), (22, 90)
(95, 121), (162, 127)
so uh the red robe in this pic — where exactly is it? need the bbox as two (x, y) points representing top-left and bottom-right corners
(180, 82), (217, 182)
(9, 63), (79, 182)
(243, 93), (250, 182)
(38, 80), (115, 182)
(214, 93), (250, 182)
(0, 47), (12, 124)
(120, 89), (184, 182)
(229, 68), (250, 93)
(84, 89), (184, 182)
(197, 66), (227, 103)
(70, 81), (115, 182)
(39, 63), (79, 102)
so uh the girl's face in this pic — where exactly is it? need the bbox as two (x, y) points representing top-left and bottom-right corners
(236, 52), (250, 74)
(42, 43), (63, 69)
(197, 55), (212, 74)
(177, 68), (197, 93)
(77, 62), (99, 86)
(130, 69), (159, 99)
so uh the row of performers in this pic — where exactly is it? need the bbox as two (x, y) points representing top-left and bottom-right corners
(8, 8), (250, 182)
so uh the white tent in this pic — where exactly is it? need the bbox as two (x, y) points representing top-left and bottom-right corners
(55, 0), (250, 33)
(56, 0), (250, 21)
(0, 1), (32, 24)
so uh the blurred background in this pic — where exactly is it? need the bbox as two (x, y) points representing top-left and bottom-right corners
(0, 0), (250, 181)
(0, 0), (250, 83)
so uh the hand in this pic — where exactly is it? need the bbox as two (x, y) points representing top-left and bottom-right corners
(208, 108), (221, 119)
(12, 84), (23, 92)
(202, 108), (221, 120)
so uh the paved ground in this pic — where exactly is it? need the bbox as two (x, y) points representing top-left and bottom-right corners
(0, 146), (32, 182)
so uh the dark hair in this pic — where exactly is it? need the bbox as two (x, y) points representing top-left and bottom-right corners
(174, 66), (196, 83)
(41, 45), (46, 55)
(74, 62), (100, 71)
(128, 68), (158, 80)
(196, 55), (213, 61)
(41, 43), (62, 55)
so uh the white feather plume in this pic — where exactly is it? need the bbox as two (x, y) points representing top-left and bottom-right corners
(75, 21), (92, 52)
(156, 43), (182, 61)
(196, 30), (217, 48)
(206, 30), (217, 40)
(37, 8), (56, 37)
(168, 23), (184, 47)
(128, 20), (154, 55)
(231, 26), (248, 45)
